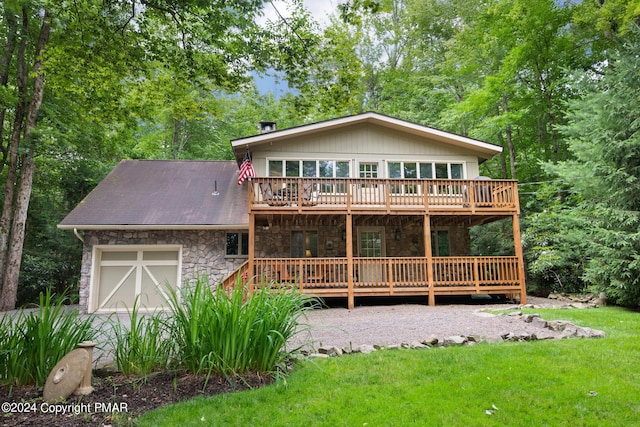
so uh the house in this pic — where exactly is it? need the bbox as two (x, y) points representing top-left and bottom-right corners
(59, 112), (526, 313)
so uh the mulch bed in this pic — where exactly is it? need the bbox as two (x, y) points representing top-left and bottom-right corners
(1, 370), (272, 426)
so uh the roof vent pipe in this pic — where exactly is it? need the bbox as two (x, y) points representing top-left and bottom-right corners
(259, 121), (276, 133)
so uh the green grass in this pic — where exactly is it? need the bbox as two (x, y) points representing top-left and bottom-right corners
(138, 306), (640, 426)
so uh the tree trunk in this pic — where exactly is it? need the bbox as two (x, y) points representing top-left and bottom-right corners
(0, 10), (18, 169)
(0, 155), (35, 311)
(0, 9), (29, 296)
(172, 117), (180, 159)
(0, 10), (50, 311)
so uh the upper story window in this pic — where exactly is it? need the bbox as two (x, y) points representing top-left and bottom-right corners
(388, 162), (464, 179)
(269, 160), (350, 177)
(359, 163), (378, 178)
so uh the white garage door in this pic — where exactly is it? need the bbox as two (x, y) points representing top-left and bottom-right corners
(91, 246), (181, 313)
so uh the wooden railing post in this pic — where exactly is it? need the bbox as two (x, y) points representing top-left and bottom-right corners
(346, 214), (354, 309)
(388, 258), (394, 295)
(248, 211), (255, 293)
(512, 214), (527, 304)
(346, 179), (352, 213)
(297, 177), (303, 213)
(473, 258), (480, 294)
(468, 181), (476, 213)
(298, 258), (304, 291)
(385, 181), (391, 213)
(424, 214), (435, 306)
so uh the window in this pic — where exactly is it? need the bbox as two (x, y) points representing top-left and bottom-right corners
(303, 161), (316, 177)
(359, 163), (378, 178)
(268, 160), (282, 177)
(291, 230), (318, 258)
(431, 230), (450, 256)
(226, 232), (249, 257)
(387, 162), (464, 179)
(285, 160), (300, 177)
(269, 160), (350, 178)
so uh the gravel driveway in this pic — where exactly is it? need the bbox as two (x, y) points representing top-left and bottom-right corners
(290, 296), (556, 351)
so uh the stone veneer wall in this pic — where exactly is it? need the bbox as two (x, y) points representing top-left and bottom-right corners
(254, 218), (471, 259)
(79, 229), (246, 313)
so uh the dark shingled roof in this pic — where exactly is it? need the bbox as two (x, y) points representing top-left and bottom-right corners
(59, 160), (248, 229)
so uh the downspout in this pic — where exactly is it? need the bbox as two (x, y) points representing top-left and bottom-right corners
(73, 228), (84, 243)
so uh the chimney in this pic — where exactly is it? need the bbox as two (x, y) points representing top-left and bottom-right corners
(259, 121), (277, 134)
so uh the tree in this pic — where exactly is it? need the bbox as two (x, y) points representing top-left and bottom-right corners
(545, 29), (640, 307)
(0, 0), (281, 310)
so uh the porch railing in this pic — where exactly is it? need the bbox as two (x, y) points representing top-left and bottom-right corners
(249, 177), (518, 212)
(251, 256), (520, 293)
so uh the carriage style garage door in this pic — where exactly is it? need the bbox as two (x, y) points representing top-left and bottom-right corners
(91, 246), (181, 313)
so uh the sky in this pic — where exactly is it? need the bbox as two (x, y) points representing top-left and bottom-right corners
(254, 1), (338, 96)
(262, 0), (338, 28)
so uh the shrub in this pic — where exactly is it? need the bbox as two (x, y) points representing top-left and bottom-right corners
(109, 296), (173, 377)
(0, 289), (95, 387)
(166, 274), (315, 376)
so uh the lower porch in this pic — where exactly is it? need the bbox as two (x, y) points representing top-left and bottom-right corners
(228, 255), (523, 308)
(237, 213), (526, 308)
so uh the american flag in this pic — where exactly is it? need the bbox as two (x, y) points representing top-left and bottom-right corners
(237, 151), (255, 185)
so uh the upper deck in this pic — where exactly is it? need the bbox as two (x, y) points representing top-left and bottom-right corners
(248, 177), (519, 215)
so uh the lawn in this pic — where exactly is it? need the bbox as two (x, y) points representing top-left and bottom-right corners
(137, 306), (640, 426)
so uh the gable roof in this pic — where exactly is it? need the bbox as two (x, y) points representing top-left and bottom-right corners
(58, 160), (248, 230)
(231, 111), (502, 163)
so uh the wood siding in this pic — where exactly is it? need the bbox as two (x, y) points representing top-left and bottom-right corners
(248, 123), (482, 178)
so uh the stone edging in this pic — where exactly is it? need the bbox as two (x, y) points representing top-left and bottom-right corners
(306, 310), (606, 359)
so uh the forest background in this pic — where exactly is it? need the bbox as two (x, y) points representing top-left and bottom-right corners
(1, 0), (640, 310)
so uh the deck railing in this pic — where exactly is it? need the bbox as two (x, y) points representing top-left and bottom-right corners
(249, 177), (518, 212)
(251, 256), (520, 294)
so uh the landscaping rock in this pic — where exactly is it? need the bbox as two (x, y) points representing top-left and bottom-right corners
(444, 335), (467, 346)
(354, 344), (376, 354)
(546, 320), (571, 332)
(308, 353), (330, 359)
(422, 335), (439, 346)
(409, 341), (429, 349)
(547, 293), (605, 308)
(533, 330), (556, 340)
(576, 327), (606, 339)
(299, 304), (605, 361)
(531, 316), (548, 329)
(483, 335), (504, 344)
(467, 335), (483, 343)
(522, 314), (540, 323)
(318, 345), (342, 357)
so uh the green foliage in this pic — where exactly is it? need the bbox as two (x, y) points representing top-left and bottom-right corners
(545, 29), (640, 307)
(17, 158), (110, 306)
(165, 274), (316, 375)
(109, 296), (173, 377)
(139, 307), (640, 426)
(470, 219), (515, 257)
(0, 289), (95, 387)
(521, 185), (588, 294)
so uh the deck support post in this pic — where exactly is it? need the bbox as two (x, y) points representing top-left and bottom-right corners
(346, 214), (354, 310)
(512, 213), (527, 305)
(424, 214), (435, 306)
(248, 211), (255, 293)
